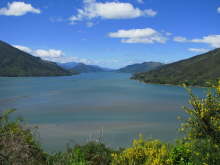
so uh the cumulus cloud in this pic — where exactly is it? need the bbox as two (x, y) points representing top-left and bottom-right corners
(108, 28), (167, 44)
(188, 48), (209, 53)
(0, 1), (40, 16)
(173, 35), (220, 48)
(173, 36), (188, 42)
(217, 7), (220, 13)
(69, 0), (157, 23)
(13, 45), (93, 64)
(14, 45), (63, 58)
(13, 45), (32, 53)
(191, 35), (220, 48)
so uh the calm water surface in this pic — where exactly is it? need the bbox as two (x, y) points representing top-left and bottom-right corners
(0, 72), (205, 151)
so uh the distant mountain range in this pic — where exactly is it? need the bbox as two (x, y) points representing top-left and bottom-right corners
(132, 48), (220, 87)
(117, 62), (164, 73)
(58, 62), (113, 73)
(57, 62), (79, 70)
(0, 40), (72, 77)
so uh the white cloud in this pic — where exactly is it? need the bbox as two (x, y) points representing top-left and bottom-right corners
(0, 1), (40, 16)
(13, 45), (32, 53)
(217, 7), (220, 13)
(13, 45), (93, 64)
(192, 35), (220, 48)
(34, 49), (64, 58)
(69, 0), (157, 23)
(14, 45), (63, 58)
(188, 48), (209, 53)
(108, 28), (167, 44)
(174, 35), (220, 48)
(173, 36), (188, 42)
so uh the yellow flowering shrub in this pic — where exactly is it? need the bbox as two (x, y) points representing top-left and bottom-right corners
(181, 80), (220, 143)
(111, 135), (170, 165)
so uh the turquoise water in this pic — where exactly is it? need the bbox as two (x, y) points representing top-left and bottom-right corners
(0, 72), (204, 151)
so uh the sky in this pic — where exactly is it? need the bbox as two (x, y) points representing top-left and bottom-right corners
(0, 0), (220, 69)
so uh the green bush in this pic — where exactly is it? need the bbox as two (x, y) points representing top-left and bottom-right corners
(47, 142), (115, 165)
(0, 109), (46, 165)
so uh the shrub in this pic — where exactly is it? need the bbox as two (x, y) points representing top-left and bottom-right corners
(170, 80), (220, 165)
(180, 81), (220, 143)
(47, 142), (115, 165)
(111, 135), (170, 165)
(0, 109), (46, 165)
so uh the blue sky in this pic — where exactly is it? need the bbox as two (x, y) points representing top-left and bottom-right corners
(0, 0), (220, 68)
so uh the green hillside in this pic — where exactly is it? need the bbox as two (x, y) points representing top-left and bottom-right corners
(69, 63), (107, 73)
(0, 41), (72, 77)
(118, 62), (163, 73)
(132, 48), (220, 86)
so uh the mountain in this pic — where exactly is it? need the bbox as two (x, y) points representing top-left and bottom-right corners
(59, 62), (114, 73)
(118, 62), (164, 73)
(132, 48), (220, 87)
(0, 40), (72, 77)
(57, 62), (78, 70)
(69, 63), (107, 73)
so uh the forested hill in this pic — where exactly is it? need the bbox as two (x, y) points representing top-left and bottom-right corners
(0, 40), (72, 77)
(132, 48), (220, 87)
(117, 62), (163, 73)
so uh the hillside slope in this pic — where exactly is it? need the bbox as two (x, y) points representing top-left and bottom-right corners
(132, 48), (220, 86)
(118, 62), (163, 73)
(0, 41), (72, 77)
(69, 63), (107, 73)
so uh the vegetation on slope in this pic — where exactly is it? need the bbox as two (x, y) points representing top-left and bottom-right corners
(1, 81), (220, 164)
(132, 48), (220, 86)
(0, 41), (73, 77)
(118, 62), (163, 73)
(68, 63), (110, 73)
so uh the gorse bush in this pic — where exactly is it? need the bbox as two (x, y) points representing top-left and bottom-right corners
(111, 135), (170, 165)
(1, 81), (220, 165)
(180, 81), (220, 143)
(169, 81), (220, 165)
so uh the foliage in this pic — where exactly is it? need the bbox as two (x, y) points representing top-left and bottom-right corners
(169, 80), (220, 165)
(117, 62), (163, 74)
(46, 148), (87, 165)
(180, 81), (220, 143)
(47, 142), (115, 165)
(0, 109), (46, 165)
(132, 48), (220, 87)
(111, 135), (170, 165)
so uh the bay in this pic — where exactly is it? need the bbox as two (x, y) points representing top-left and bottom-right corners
(0, 72), (204, 151)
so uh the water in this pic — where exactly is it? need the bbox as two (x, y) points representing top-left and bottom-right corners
(0, 72), (205, 152)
